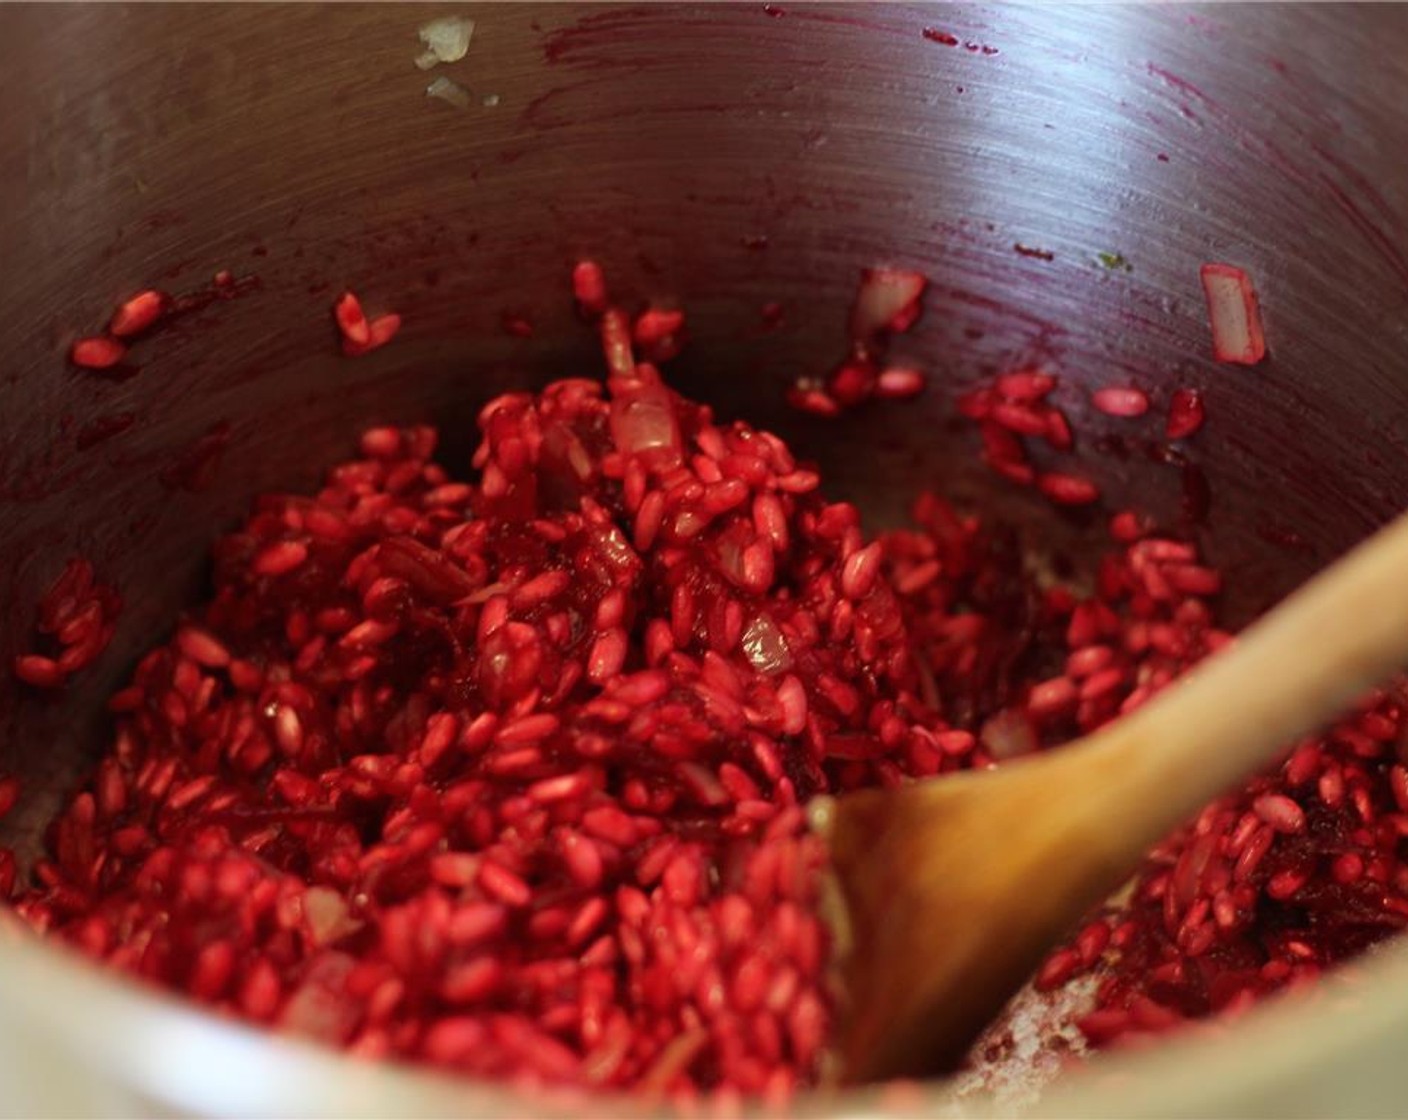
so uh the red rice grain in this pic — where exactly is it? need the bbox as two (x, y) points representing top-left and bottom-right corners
(572, 260), (609, 315)
(995, 370), (1057, 402)
(342, 313), (402, 358)
(785, 381), (842, 418)
(1037, 472), (1100, 506)
(70, 336), (126, 370)
(109, 290), (168, 338)
(334, 291), (371, 346)
(1166, 387), (1206, 440)
(1091, 387), (1150, 418)
(13, 655), (65, 689)
(13, 559), (121, 689)
(874, 368), (926, 400)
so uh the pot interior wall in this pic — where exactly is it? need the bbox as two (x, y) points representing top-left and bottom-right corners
(1, 0), (1407, 1078)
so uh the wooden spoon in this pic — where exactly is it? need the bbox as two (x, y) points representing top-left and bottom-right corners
(812, 511), (1408, 1084)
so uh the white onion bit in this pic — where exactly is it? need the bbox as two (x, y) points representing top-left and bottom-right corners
(304, 886), (359, 945)
(849, 266), (926, 340)
(980, 708), (1038, 760)
(742, 614), (793, 674)
(426, 76), (472, 110)
(415, 16), (474, 69)
(1199, 262), (1266, 365)
(612, 398), (679, 457)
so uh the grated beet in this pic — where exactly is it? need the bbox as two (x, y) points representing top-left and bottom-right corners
(11, 266), (1408, 1101)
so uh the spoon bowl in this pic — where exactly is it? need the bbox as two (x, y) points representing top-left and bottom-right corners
(820, 509), (1408, 1083)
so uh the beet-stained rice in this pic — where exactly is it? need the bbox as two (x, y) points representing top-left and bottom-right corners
(6, 265), (1408, 1101)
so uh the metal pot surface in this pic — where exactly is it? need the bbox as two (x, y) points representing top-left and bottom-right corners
(2, 3), (1407, 1116)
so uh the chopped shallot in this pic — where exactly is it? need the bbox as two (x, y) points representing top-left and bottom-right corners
(1200, 263), (1266, 366)
(850, 267), (927, 340)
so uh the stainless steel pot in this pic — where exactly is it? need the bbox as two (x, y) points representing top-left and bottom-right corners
(2, 3), (1407, 1116)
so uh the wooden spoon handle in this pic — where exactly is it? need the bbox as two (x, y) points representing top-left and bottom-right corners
(1071, 511), (1408, 853)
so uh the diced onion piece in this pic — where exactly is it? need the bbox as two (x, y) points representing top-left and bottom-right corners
(599, 308), (636, 380)
(980, 708), (1038, 759)
(1200, 263), (1266, 365)
(279, 953), (358, 1042)
(717, 533), (746, 586)
(850, 267), (928, 340)
(610, 393), (681, 466)
(742, 613), (793, 674)
(678, 762), (729, 806)
(378, 536), (478, 601)
(425, 76), (471, 109)
(304, 886), (359, 946)
(416, 16), (474, 68)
